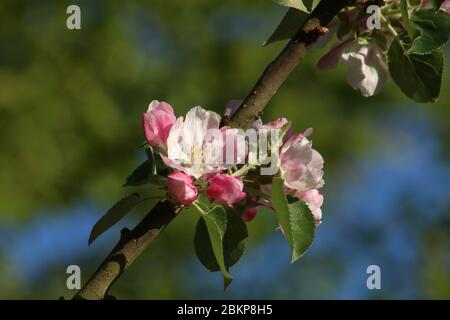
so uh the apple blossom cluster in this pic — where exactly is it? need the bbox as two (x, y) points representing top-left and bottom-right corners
(313, 0), (450, 101)
(84, 0), (450, 292)
(142, 100), (325, 225)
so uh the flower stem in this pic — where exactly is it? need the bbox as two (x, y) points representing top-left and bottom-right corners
(232, 164), (257, 177)
(193, 201), (208, 215)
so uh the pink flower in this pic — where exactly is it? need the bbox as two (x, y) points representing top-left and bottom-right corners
(341, 43), (388, 97)
(206, 174), (246, 207)
(142, 100), (176, 150)
(296, 189), (324, 226)
(242, 207), (258, 222)
(162, 106), (224, 178)
(280, 133), (325, 192)
(221, 126), (247, 167)
(167, 172), (198, 205)
(252, 117), (293, 171)
(253, 117), (289, 131)
(318, 40), (388, 97)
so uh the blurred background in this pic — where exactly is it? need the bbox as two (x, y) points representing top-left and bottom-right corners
(0, 0), (449, 299)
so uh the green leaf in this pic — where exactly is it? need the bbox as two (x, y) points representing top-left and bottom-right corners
(287, 201), (315, 259)
(193, 206), (234, 288)
(124, 147), (165, 187)
(265, 0), (321, 45)
(223, 212), (248, 267)
(271, 178), (293, 249)
(123, 160), (152, 186)
(123, 153), (168, 187)
(194, 211), (248, 272)
(409, 9), (450, 55)
(88, 193), (141, 245)
(264, 8), (309, 45)
(272, 0), (320, 12)
(337, 21), (351, 40)
(272, 0), (308, 12)
(271, 177), (315, 262)
(388, 40), (443, 103)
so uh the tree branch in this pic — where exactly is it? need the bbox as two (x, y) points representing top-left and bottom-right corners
(227, 0), (350, 129)
(73, 201), (178, 300)
(72, 0), (349, 300)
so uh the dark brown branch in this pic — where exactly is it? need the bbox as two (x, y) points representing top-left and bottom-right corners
(73, 201), (178, 300)
(72, 0), (349, 300)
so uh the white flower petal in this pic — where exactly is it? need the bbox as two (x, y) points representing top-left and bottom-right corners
(340, 43), (388, 97)
(165, 106), (224, 178)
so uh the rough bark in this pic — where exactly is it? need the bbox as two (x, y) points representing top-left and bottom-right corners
(73, 201), (178, 299)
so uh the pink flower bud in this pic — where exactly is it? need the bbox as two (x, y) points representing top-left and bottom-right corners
(296, 189), (324, 226)
(242, 206), (258, 222)
(167, 172), (198, 205)
(206, 174), (246, 207)
(142, 100), (176, 150)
